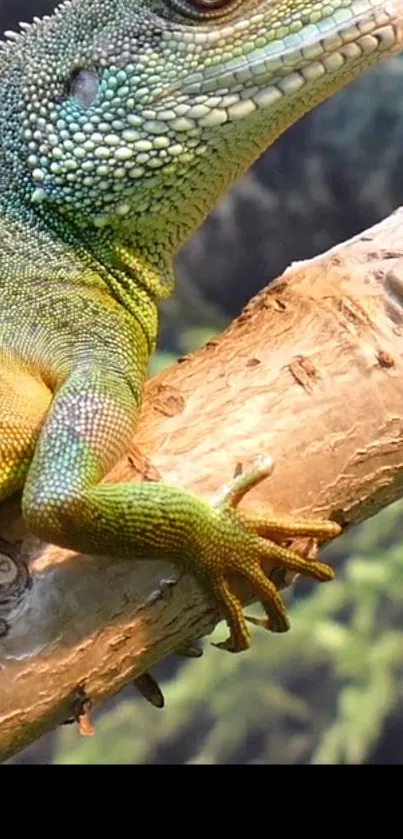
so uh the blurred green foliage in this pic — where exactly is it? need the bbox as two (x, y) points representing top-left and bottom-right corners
(54, 500), (403, 764)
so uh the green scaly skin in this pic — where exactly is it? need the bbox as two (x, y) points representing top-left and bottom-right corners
(0, 0), (401, 652)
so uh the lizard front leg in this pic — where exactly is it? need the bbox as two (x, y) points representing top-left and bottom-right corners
(21, 362), (338, 652)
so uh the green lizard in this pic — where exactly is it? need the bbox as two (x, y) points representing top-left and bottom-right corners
(0, 0), (400, 654)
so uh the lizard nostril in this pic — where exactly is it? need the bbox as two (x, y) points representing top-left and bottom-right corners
(68, 68), (99, 108)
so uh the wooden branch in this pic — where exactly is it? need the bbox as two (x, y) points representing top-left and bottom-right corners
(2, 207), (403, 761)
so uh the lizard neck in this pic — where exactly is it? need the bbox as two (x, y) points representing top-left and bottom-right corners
(71, 218), (175, 353)
(0, 198), (165, 354)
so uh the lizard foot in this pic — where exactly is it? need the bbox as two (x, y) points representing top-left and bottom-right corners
(204, 456), (340, 653)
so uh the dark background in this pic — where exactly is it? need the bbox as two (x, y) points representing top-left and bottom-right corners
(3, 0), (403, 765)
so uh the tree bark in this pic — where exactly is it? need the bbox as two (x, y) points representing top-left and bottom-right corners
(2, 207), (403, 762)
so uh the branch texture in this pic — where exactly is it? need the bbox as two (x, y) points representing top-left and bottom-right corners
(2, 207), (403, 760)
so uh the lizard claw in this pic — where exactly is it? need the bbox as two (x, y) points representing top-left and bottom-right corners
(133, 643), (203, 707)
(205, 457), (340, 653)
(175, 640), (204, 658)
(134, 673), (165, 708)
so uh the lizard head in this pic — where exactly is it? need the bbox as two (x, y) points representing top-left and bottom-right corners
(1, 0), (403, 268)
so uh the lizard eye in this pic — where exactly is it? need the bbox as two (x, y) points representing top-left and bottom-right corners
(68, 68), (99, 108)
(168, 0), (241, 18)
(190, 0), (236, 7)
